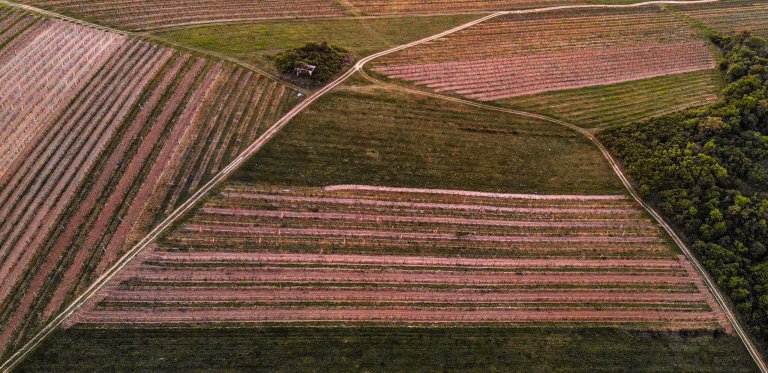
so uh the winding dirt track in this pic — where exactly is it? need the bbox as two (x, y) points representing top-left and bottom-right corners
(1, 0), (765, 372)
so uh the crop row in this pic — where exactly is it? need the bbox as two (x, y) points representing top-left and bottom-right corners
(127, 266), (694, 286)
(179, 224), (665, 244)
(71, 307), (721, 329)
(146, 251), (684, 271)
(104, 286), (707, 305)
(0, 17), (297, 357)
(375, 42), (715, 100)
(161, 234), (674, 260)
(23, 0), (346, 30)
(198, 207), (656, 231)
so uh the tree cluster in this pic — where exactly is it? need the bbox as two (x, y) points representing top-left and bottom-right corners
(274, 42), (351, 84)
(601, 31), (768, 343)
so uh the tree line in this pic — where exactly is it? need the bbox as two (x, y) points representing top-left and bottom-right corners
(600, 31), (768, 346)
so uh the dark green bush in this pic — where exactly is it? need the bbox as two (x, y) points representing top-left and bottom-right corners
(274, 42), (351, 84)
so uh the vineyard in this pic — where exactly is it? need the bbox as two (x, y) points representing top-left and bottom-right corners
(0, 13), (297, 358)
(500, 69), (720, 128)
(680, 0), (768, 36)
(18, 0), (347, 30)
(2, 0), (766, 370)
(371, 8), (716, 100)
(0, 14), (125, 180)
(70, 185), (728, 330)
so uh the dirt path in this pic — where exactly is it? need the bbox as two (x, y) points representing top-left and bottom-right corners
(3, 0), (765, 372)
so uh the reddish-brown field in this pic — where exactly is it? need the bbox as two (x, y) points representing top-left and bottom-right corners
(19, 0), (347, 30)
(71, 185), (729, 331)
(0, 14), (297, 358)
(372, 7), (716, 100)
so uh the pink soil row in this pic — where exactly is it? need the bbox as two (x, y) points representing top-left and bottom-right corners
(197, 208), (656, 233)
(217, 192), (643, 218)
(146, 251), (682, 270)
(130, 267), (693, 286)
(25, 0), (346, 30)
(72, 307), (720, 326)
(323, 185), (627, 201)
(105, 287), (706, 304)
(180, 224), (665, 244)
(161, 235), (674, 257)
(374, 42), (715, 100)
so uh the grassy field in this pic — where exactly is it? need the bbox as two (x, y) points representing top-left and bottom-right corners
(153, 15), (478, 73)
(17, 326), (758, 372)
(496, 69), (722, 129)
(233, 81), (625, 194)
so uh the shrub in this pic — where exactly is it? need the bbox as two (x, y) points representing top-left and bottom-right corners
(274, 42), (352, 84)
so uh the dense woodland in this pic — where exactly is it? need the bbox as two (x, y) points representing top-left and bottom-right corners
(602, 31), (768, 347)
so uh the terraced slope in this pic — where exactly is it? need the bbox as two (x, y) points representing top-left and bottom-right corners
(0, 14), (297, 359)
(680, 0), (768, 36)
(18, 0), (347, 30)
(499, 69), (721, 128)
(372, 7), (716, 100)
(70, 185), (728, 331)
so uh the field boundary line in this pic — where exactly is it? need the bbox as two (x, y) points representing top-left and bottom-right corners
(0, 0), (739, 371)
(357, 69), (768, 373)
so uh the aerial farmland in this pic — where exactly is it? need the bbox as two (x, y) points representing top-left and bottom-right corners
(1, 0), (767, 371)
